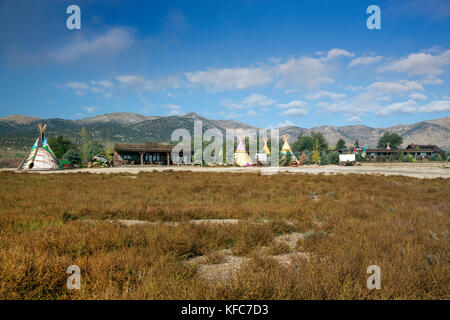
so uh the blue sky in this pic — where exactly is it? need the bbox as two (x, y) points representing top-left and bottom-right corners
(0, 0), (449, 129)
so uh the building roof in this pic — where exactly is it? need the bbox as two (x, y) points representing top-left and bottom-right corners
(405, 144), (442, 152)
(114, 142), (174, 153)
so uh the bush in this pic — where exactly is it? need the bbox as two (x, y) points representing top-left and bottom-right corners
(304, 150), (312, 164)
(320, 151), (329, 165)
(62, 149), (82, 165)
(328, 151), (339, 165)
(299, 153), (309, 165)
(430, 153), (439, 161)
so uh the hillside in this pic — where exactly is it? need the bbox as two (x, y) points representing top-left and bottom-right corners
(0, 113), (448, 151)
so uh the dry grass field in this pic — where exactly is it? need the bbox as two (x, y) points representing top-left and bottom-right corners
(0, 171), (448, 299)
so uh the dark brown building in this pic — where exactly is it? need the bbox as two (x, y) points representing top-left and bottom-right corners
(366, 143), (443, 159)
(114, 142), (176, 165)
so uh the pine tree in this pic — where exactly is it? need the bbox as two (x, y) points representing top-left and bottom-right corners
(80, 126), (90, 163)
(320, 151), (329, 165)
(311, 139), (321, 164)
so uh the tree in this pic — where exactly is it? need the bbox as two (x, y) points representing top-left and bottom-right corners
(304, 150), (312, 163)
(354, 140), (359, 148)
(292, 134), (313, 152)
(87, 140), (104, 160)
(311, 140), (321, 164)
(62, 149), (82, 165)
(320, 151), (329, 165)
(336, 139), (346, 150)
(292, 131), (328, 152)
(48, 136), (78, 159)
(310, 131), (328, 151)
(377, 131), (403, 149)
(299, 153), (309, 165)
(80, 126), (90, 163)
(328, 151), (340, 164)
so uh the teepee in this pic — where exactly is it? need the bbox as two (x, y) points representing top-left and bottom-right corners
(263, 138), (271, 155)
(17, 123), (61, 171)
(234, 136), (251, 166)
(281, 134), (298, 163)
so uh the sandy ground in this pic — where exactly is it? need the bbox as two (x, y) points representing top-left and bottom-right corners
(3, 162), (449, 179)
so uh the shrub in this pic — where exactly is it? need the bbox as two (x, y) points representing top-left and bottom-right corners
(320, 151), (329, 165)
(62, 149), (82, 165)
(430, 153), (439, 161)
(299, 153), (309, 165)
(328, 151), (339, 165)
(304, 150), (312, 164)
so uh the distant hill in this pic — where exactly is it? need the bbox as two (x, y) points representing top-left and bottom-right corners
(279, 117), (450, 150)
(0, 114), (41, 124)
(78, 112), (161, 125)
(0, 113), (448, 151)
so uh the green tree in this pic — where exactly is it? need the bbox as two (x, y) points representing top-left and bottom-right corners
(320, 151), (329, 165)
(304, 150), (312, 163)
(328, 151), (340, 164)
(292, 134), (313, 152)
(310, 131), (328, 151)
(377, 131), (403, 149)
(80, 126), (89, 163)
(87, 140), (104, 160)
(311, 140), (321, 164)
(430, 153), (439, 161)
(336, 138), (346, 150)
(354, 140), (359, 148)
(48, 136), (77, 159)
(62, 149), (82, 165)
(292, 131), (328, 152)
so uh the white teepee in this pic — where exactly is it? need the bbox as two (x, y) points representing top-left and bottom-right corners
(17, 123), (61, 171)
(281, 134), (298, 163)
(234, 136), (251, 166)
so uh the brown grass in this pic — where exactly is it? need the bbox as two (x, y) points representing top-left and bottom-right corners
(0, 171), (448, 299)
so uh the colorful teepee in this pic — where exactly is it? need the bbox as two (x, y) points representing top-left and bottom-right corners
(234, 136), (251, 166)
(281, 134), (298, 163)
(17, 123), (61, 171)
(263, 138), (271, 155)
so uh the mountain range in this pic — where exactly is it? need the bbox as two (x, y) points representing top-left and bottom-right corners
(1, 112), (449, 151)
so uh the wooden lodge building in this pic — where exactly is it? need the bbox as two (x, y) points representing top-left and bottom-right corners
(113, 142), (190, 165)
(366, 143), (443, 159)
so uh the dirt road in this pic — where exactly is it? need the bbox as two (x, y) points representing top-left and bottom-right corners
(5, 162), (449, 179)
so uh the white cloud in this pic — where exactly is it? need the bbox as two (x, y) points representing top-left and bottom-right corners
(276, 57), (334, 88)
(185, 67), (272, 91)
(276, 120), (295, 128)
(367, 80), (423, 95)
(320, 48), (354, 62)
(379, 50), (450, 77)
(277, 100), (307, 109)
(276, 99), (309, 118)
(220, 99), (243, 110)
(346, 116), (361, 122)
(91, 80), (114, 88)
(243, 94), (276, 107)
(283, 88), (302, 94)
(377, 96), (391, 102)
(50, 28), (134, 63)
(163, 104), (182, 115)
(349, 56), (383, 67)
(65, 81), (89, 90)
(115, 75), (179, 91)
(224, 112), (243, 119)
(376, 100), (418, 116)
(304, 90), (346, 100)
(409, 93), (428, 100)
(83, 106), (97, 114)
(418, 100), (450, 112)
(247, 110), (257, 116)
